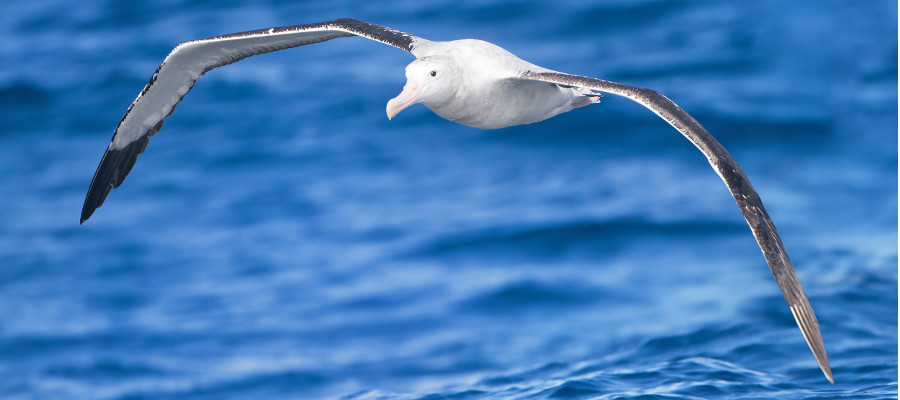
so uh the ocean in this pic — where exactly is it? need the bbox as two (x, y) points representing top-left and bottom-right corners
(0, 0), (896, 399)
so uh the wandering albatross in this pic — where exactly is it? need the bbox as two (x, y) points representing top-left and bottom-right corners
(80, 18), (832, 383)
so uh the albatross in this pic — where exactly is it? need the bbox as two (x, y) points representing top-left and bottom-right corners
(80, 18), (832, 382)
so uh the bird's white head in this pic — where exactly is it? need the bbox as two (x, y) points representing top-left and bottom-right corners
(386, 56), (456, 120)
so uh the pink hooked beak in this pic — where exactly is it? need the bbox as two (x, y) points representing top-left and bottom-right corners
(386, 76), (421, 120)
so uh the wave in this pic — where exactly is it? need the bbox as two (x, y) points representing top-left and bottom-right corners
(402, 218), (745, 262)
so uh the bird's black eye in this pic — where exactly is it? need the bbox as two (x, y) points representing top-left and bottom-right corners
(430, 71), (437, 77)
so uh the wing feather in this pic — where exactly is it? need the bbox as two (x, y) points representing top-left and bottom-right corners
(81, 18), (423, 223)
(521, 71), (833, 383)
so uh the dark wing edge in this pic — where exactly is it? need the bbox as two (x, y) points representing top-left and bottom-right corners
(80, 125), (153, 224)
(521, 71), (833, 383)
(81, 18), (420, 223)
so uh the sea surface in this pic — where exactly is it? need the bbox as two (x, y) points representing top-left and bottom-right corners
(0, 1), (896, 399)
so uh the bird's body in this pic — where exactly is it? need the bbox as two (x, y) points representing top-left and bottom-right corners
(80, 18), (832, 383)
(409, 39), (592, 129)
(430, 69), (587, 129)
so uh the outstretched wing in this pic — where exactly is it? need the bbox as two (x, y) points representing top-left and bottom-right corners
(81, 18), (427, 223)
(521, 71), (833, 383)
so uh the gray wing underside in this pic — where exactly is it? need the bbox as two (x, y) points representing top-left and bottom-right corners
(520, 71), (833, 383)
(81, 18), (421, 223)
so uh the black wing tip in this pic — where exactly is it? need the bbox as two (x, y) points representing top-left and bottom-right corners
(80, 135), (150, 224)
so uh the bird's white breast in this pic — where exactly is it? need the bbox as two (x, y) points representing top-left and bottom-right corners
(431, 78), (577, 129)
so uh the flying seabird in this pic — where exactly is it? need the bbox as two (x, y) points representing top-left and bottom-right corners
(80, 18), (832, 382)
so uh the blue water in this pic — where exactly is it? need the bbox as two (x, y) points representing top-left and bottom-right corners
(0, 1), (896, 399)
